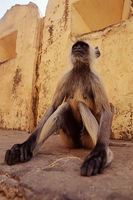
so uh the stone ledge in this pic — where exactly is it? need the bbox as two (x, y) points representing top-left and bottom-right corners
(0, 130), (133, 200)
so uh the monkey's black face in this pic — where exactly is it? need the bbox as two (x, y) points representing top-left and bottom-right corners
(72, 41), (89, 58)
(71, 41), (100, 66)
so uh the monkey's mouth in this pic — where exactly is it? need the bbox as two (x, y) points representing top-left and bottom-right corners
(72, 50), (85, 57)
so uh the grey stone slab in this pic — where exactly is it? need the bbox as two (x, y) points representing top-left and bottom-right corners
(0, 130), (133, 200)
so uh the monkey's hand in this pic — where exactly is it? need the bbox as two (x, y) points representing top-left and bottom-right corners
(81, 143), (107, 176)
(5, 142), (33, 165)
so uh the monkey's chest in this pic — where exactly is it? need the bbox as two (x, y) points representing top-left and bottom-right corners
(65, 89), (94, 122)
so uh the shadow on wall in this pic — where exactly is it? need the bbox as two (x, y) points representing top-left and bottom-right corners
(0, 31), (17, 64)
(71, 0), (130, 35)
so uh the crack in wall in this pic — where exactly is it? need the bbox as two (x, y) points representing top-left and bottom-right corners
(48, 24), (54, 45)
(32, 18), (44, 129)
(12, 66), (22, 95)
(63, 0), (69, 30)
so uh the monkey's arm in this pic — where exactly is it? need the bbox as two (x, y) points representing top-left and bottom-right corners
(80, 73), (114, 176)
(5, 106), (55, 165)
(5, 74), (67, 165)
(80, 103), (114, 176)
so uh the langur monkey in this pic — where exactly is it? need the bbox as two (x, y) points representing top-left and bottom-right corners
(5, 40), (114, 176)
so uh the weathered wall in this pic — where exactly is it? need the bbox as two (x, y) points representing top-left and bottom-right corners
(77, 20), (133, 139)
(36, 0), (72, 122)
(37, 0), (133, 139)
(0, 3), (41, 132)
(0, 0), (132, 139)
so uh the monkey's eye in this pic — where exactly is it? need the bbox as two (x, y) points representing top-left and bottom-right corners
(82, 43), (89, 49)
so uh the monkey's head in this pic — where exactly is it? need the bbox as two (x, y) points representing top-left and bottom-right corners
(71, 40), (100, 67)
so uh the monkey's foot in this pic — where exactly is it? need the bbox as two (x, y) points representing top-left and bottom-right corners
(80, 144), (107, 176)
(5, 143), (33, 165)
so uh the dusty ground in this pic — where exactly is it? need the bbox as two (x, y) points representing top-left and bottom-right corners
(0, 130), (133, 200)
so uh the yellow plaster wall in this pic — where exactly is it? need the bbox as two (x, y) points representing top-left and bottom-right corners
(73, 0), (124, 32)
(77, 19), (133, 139)
(71, 6), (91, 35)
(0, 3), (41, 132)
(72, 0), (130, 34)
(0, 31), (17, 63)
(122, 0), (131, 19)
(36, 0), (72, 121)
(37, 0), (133, 139)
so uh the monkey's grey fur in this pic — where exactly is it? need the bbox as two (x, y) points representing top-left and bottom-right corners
(5, 40), (114, 176)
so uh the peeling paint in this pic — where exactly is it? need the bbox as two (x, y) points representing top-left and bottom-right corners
(48, 24), (54, 45)
(0, 109), (4, 127)
(63, 0), (69, 30)
(12, 67), (22, 94)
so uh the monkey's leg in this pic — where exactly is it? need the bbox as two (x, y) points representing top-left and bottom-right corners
(59, 107), (82, 148)
(33, 102), (81, 154)
(78, 103), (99, 149)
(5, 103), (70, 165)
(78, 102), (114, 176)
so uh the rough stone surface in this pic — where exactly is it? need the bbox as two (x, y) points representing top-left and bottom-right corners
(0, 130), (133, 200)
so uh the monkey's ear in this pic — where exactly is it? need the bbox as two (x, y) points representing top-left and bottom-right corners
(95, 47), (100, 58)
